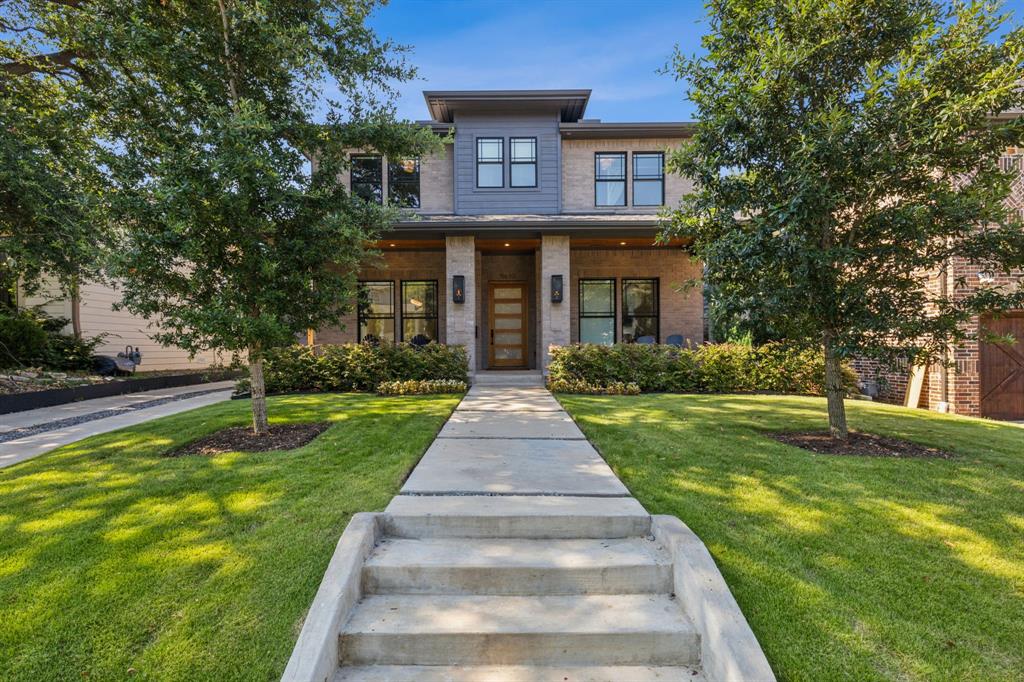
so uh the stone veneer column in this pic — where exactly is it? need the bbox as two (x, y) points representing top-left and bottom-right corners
(540, 235), (571, 374)
(445, 236), (476, 373)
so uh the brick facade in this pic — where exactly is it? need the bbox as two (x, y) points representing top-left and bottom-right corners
(561, 138), (692, 214)
(850, 151), (1024, 417)
(315, 242), (704, 375)
(315, 249), (447, 346)
(569, 247), (704, 347)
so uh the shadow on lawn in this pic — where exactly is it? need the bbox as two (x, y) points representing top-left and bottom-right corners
(0, 392), (458, 681)
(562, 394), (1024, 681)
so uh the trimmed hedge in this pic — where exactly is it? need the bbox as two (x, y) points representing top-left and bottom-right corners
(547, 342), (860, 395)
(377, 379), (467, 395)
(547, 379), (641, 395)
(250, 343), (469, 394)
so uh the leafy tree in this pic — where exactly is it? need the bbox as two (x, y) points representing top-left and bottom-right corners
(0, 0), (109, 336)
(83, 1), (439, 433)
(666, 0), (1024, 439)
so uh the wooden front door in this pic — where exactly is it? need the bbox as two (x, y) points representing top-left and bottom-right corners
(488, 282), (528, 368)
(980, 313), (1024, 420)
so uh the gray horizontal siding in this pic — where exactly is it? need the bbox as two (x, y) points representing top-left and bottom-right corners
(454, 112), (561, 215)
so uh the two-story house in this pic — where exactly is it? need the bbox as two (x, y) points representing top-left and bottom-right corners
(312, 89), (702, 374)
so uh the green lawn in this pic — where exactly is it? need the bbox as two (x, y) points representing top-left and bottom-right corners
(558, 394), (1024, 682)
(0, 393), (460, 681)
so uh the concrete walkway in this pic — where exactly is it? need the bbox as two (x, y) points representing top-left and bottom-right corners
(286, 379), (774, 682)
(0, 381), (234, 470)
(402, 385), (629, 497)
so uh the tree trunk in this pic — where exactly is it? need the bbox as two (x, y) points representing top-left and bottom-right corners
(249, 355), (269, 436)
(70, 277), (82, 339)
(823, 336), (848, 441)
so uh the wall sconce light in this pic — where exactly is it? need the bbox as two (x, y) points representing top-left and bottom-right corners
(977, 271), (995, 284)
(551, 275), (563, 303)
(452, 275), (465, 304)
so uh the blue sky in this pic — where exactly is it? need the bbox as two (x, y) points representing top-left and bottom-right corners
(367, 0), (1024, 123)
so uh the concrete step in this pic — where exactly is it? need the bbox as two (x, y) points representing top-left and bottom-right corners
(363, 537), (672, 595)
(472, 371), (544, 387)
(335, 664), (705, 681)
(383, 495), (651, 539)
(339, 594), (700, 666)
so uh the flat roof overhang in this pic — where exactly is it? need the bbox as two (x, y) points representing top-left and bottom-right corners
(560, 121), (695, 139)
(423, 89), (591, 123)
(385, 215), (680, 241)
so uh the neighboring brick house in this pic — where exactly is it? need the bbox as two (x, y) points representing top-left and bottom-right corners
(312, 89), (704, 374)
(852, 146), (1024, 420)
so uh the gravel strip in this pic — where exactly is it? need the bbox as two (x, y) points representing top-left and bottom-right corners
(0, 387), (231, 443)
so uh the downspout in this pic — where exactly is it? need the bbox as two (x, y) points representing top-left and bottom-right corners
(938, 255), (950, 412)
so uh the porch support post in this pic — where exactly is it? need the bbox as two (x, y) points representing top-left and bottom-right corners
(540, 234), (571, 375)
(445, 235), (477, 374)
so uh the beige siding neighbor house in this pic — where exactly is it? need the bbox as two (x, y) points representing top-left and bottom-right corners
(17, 278), (218, 371)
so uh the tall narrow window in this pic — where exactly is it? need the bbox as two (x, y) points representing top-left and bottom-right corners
(622, 279), (659, 343)
(476, 138), (503, 188)
(579, 278), (616, 345)
(633, 152), (664, 206)
(357, 281), (395, 343)
(350, 155), (383, 204)
(388, 159), (420, 208)
(595, 152), (626, 206)
(401, 280), (438, 343)
(510, 137), (537, 188)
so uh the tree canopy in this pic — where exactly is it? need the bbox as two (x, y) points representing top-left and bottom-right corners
(666, 0), (1024, 438)
(0, 0), (109, 309)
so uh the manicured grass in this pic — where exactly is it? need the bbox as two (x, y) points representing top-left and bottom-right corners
(557, 394), (1024, 682)
(0, 393), (460, 681)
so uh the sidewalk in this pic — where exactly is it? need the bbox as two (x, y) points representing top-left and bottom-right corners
(0, 381), (235, 470)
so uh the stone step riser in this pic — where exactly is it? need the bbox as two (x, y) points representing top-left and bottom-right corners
(362, 563), (673, 596)
(382, 514), (651, 539)
(339, 632), (701, 667)
(334, 665), (705, 682)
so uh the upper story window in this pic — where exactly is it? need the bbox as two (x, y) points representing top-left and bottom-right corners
(350, 155), (383, 204)
(388, 159), (420, 208)
(510, 137), (537, 188)
(477, 138), (504, 188)
(357, 281), (395, 344)
(633, 153), (664, 206)
(595, 152), (626, 206)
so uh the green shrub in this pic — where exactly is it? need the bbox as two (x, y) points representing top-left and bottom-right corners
(0, 310), (48, 368)
(251, 342), (470, 394)
(547, 379), (641, 395)
(547, 342), (859, 396)
(38, 317), (106, 370)
(377, 379), (467, 395)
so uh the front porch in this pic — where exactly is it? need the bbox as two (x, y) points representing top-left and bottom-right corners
(314, 234), (704, 375)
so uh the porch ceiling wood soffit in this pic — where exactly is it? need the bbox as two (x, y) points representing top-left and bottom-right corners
(372, 236), (690, 251)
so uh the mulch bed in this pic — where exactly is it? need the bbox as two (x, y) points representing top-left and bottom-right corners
(769, 430), (956, 459)
(166, 422), (331, 457)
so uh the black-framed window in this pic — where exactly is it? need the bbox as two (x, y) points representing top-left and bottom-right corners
(595, 152), (626, 206)
(350, 154), (383, 204)
(622, 279), (659, 342)
(388, 159), (420, 208)
(579, 278), (616, 346)
(633, 152), (664, 206)
(510, 137), (537, 188)
(476, 137), (503, 188)
(401, 280), (438, 343)
(357, 281), (395, 344)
